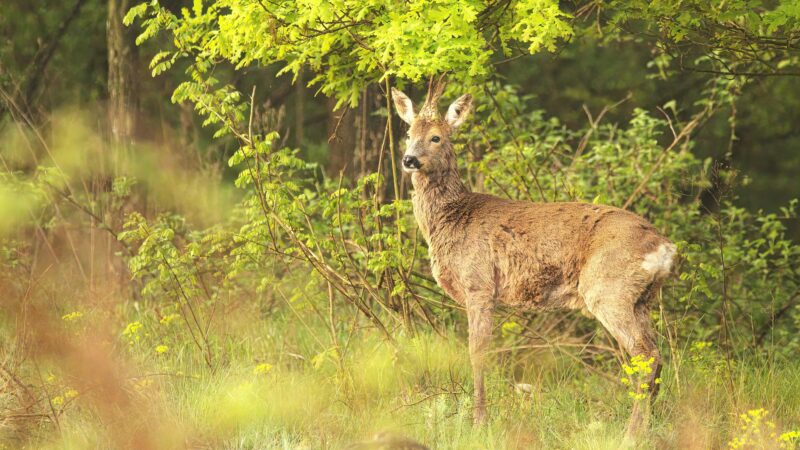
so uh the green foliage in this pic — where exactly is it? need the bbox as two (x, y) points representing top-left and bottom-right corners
(596, 0), (800, 76)
(125, 0), (572, 107)
(507, 0), (573, 53)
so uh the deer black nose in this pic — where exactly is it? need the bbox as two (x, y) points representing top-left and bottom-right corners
(402, 155), (421, 169)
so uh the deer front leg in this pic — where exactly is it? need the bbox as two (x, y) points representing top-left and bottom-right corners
(467, 298), (494, 425)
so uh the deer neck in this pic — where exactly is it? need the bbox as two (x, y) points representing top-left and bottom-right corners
(410, 167), (469, 241)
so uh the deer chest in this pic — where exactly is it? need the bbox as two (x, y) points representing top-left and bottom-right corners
(430, 255), (468, 305)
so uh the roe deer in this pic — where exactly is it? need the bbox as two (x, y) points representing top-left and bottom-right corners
(392, 78), (676, 437)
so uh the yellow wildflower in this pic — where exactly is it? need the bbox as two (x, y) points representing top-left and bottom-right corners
(61, 311), (83, 322)
(728, 408), (789, 449)
(780, 430), (800, 444)
(621, 355), (657, 402)
(160, 313), (180, 325)
(122, 321), (143, 345)
(253, 363), (273, 375)
(691, 341), (713, 351)
(501, 320), (522, 337)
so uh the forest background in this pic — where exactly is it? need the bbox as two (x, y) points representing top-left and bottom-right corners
(2, 1), (800, 448)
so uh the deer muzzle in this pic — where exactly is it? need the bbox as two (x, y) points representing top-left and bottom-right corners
(402, 155), (421, 171)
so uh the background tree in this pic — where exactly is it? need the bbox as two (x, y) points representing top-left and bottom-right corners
(107, 0), (139, 145)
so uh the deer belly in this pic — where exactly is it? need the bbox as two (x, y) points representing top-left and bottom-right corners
(503, 265), (582, 310)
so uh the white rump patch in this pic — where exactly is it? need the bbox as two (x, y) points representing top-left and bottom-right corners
(641, 243), (677, 279)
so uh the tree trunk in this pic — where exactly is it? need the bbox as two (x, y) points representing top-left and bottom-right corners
(107, 0), (137, 147)
(294, 69), (305, 148)
(106, 0), (139, 294)
(326, 97), (356, 178)
(356, 86), (384, 180)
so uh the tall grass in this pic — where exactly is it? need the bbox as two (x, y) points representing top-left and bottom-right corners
(4, 286), (800, 449)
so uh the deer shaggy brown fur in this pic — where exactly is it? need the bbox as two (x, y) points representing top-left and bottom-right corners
(392, 79), (676, 438)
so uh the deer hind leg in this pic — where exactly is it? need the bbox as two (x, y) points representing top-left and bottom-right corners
(584, 285), (661, 440)
(466, 297), (494, 425)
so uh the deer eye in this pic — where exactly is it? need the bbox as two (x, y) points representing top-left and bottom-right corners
(430, 136), (441, 143)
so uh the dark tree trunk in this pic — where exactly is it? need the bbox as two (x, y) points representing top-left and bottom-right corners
(107, 0), (138, 146)
(294, 69), (305, 148)
(356, 86), (384, 181)
(106, 0), (140, 293)
(326, 97), (356, 178)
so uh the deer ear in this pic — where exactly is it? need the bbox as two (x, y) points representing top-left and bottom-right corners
(446, 93), (472, 129)
(391, 88), (415, 125)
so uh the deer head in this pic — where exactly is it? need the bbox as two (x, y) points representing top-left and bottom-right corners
(391, 76), (473, 174)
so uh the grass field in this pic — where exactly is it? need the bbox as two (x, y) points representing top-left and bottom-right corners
(5, 293), (799, 450)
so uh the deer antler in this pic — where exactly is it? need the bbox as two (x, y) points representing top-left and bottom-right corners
(418, 73), (447, 119)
